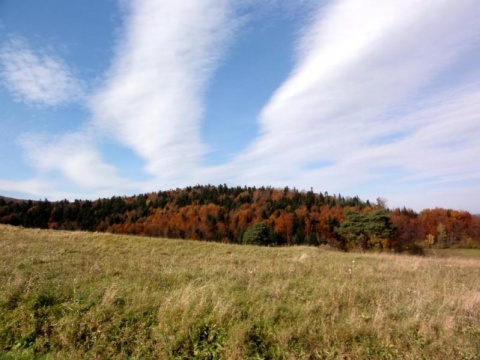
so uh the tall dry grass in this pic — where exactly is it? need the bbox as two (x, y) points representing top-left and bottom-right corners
(1, 224), (479, 359)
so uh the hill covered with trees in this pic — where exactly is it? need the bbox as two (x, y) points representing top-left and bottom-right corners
(1, 185), (479, 252)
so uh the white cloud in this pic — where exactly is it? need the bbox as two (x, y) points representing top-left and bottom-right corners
(1, 0), (239, 198)
(0, 36), (84, 106)
(18, 131), (131, 192)
(90, 0), (237, 184)
(212, 0), (480, 211)
(1, 0), (480, 213)
(0, 178), (73, 200)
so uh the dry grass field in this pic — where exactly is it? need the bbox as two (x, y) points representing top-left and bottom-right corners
(1, 224), (480, 359)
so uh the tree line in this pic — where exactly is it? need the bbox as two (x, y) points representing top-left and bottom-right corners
(1, 185), (479, 253)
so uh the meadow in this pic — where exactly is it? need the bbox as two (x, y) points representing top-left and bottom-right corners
(1, 224), (479, 359)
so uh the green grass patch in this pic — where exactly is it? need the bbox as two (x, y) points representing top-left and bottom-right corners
(1, 225), (480, 359)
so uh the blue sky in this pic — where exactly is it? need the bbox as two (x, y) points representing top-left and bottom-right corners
(1, 0), (480, 213)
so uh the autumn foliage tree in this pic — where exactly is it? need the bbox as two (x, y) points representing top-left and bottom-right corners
(0, 186), (479, 252)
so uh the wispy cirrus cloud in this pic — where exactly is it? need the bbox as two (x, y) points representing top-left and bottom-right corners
(90, 0), (238, 184)
(1, 0), (479, 212)
(18, 132), (127, 190)
(0, 35), (129, 197)
(0, 178), (71, 200)
(2, 0), (239, 198)
(0, 36), (84, 106)
(215, 0), (480, 210)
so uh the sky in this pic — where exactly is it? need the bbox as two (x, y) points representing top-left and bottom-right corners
(1, 0), (480, 213)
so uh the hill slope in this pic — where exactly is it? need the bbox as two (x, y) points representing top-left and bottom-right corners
(1, 185), (479, 251)
(1, 225), (479, 358)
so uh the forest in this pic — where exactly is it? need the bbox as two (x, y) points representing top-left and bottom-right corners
(1, 185), (479, 253)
